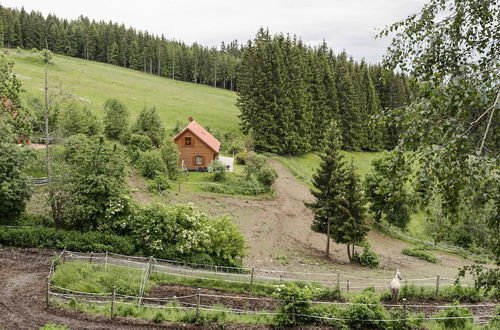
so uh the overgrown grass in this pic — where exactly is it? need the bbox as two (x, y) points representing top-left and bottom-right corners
(402, 246), (439, 263)
(54, 298), (274, 325)
(5, 49), (240, 134)
(380, 284), (484, 303)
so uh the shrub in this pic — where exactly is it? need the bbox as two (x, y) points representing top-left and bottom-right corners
(137, 150), (167, 178)
(58, 102), (102, 137)
(402, 247), (438, 263)
(128, 134), (153, 163)
(341, 290), (389, 329)
(273, 282), (324, 326)
(132, 106), (165, 147)
(148, 173), (171, 194)
(244, 153), (277, 188)
(385, 308), (425, 330)
(131, 203), (246, 267)
(17, 213), (53, 227)
(352, 246), (380, 268)
(159, 138), (180, 179)
(208, 160), (227, 181)
(0, 227), (136, 254)
(428, 303), (473, 329)
(235, 149), (249, 165)
(103, 98), (129, 140)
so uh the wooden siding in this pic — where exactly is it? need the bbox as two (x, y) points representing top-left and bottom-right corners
(174, 130), (218, 170)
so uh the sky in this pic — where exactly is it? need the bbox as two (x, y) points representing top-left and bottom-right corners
(1, 0), (427, 63)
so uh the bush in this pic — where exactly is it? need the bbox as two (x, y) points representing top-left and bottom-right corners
(208, 160), (227, 181)
(428, 303), (473, 329)
(58, 102), (102, 137)
(235, 149), (249, 165)
(131, 203), (246, 267)
(0, 227), (136, 254)
(148, 173), (171, 194)
(381, 284), (483, 303)
(341, 290), (389, 329)
(272, 282), (324, 326)
(137, 150), (167, 178)
(132, 106), (165, 147)
(128, 134), (153, 163)
(159, 138), (180, 179)
(385, 308), (425, 330)
(402, 247), (438, 263)
(103, 99), (129, 140)
(352, 246), (380, 268)
(244, 153), (277, 187)
(17, 213), (53, 227)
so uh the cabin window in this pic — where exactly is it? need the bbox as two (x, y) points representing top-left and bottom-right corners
(184, 137), (192, 146)
(195, 155), (203, 166)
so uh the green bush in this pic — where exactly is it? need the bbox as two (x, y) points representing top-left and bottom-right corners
(0, 226), (136, 254)
(352, 246), (380, 268)
(385, 308), (425, 330)
(18, 213), (53, 227)
(128, 134), (153, 163)
(341, 290), (389, 329)
(402, 247), (438, 263)
(428, 303), (473, 330)
(273, 282), (324, 326)
(208, 160), (227, 181)
(235, 149), (249, 165)
(103, 98), (129, 140)
(137, 150), (166, 178)
(244, 152), (277, 187)
(381, 284), (483, 303)
(131, 203), (246, 267)
(148, 173), (171, 194)
(58, 101), (102, 137)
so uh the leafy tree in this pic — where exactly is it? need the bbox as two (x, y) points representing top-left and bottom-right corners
(159, 137), (180, 179)
(52, 136), (131, 230)
(0, 138), (33, 224)
(305, 121), (348, 258)
(244, 152), (277, 188)
(364, 152), (413, 229)
(58, 102), (102, 137)
(208, 159), (226, 181)
(379, 0), (499, 292)
(137, 150), (166, 179)
(103, 98), (129, 140)
(127, 133), (153, 163)
(132, 106), (165, 147)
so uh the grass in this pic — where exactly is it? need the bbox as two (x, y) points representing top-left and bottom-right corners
(402, 246), (439, 263)
(3, 48), (240, 134)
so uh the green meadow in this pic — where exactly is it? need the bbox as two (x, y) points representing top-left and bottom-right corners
(3, 48), (240, 134)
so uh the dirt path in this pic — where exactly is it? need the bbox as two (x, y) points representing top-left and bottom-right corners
(169, 159), (481, 280)
(0, 248), (268, 329)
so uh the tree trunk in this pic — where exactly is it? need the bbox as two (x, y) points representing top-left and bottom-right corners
(347, 245), (351, 262)
(326, 218), (331, 259)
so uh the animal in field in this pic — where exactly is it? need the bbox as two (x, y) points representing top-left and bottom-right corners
(389, 269), (402, 304)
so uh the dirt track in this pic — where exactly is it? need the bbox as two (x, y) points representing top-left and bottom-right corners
(0, 248), (270, 330)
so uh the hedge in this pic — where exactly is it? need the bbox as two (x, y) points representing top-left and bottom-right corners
(0, 226), (136, 254)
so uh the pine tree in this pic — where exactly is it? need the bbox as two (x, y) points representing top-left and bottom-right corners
(332, 162), (369, 261)
(305, 121), (347, 258)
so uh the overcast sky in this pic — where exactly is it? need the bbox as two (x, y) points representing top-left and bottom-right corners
(2, 0), (426, 63)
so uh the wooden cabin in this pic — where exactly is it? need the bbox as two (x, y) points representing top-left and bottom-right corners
(173, 118), (221, 171)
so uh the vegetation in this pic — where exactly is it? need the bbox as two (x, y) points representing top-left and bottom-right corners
(208, 159), (227, 181)
(0, 5), (241, 91)
(352, 246), (380, 269)
(131, 203), (246, 267)
(306, 122), (369, 261)
(137, 150), (167, 179)
(103, 98), (129, 140)
(0, 226), (136, 254)
(58, 101), (102, 137)
(159, 137), (180, 179)
(402, 247), (438, 263)
(237, 29), (413, 155)
(380, 0), (499, 295)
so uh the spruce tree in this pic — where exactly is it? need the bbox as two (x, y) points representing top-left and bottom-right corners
(333, 162), (369, 261)
(305, 121), (347, 258)
(103, 98), (129, 140)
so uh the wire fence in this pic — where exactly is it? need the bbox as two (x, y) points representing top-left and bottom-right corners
(47, 251), (498, 326)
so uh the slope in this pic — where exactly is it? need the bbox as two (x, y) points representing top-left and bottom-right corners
(3, 48), (240, 133)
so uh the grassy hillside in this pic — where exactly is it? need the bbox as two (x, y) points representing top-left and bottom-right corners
(3, 48), (240, 133)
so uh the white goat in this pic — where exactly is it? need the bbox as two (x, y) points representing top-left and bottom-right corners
(389, 269), (402, 304)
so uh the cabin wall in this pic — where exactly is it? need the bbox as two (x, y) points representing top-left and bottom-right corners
(174, 131), (217, 170)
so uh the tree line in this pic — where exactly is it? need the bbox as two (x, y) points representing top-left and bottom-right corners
(237, 29), (414, 154)
(0, 5), (241, 90)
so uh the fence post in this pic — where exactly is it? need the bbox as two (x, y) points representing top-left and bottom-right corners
(104, 251), (108, 271)
(435, 274), (440, 295)
(46, 275), (50, 308)
(336, 272), (340, 290)
(280, 273), (283, 282)
(90, 252), (93, 263)
(346, 279), (350, 293)
(249, 267), (255, 291)
(402, 298), (407, 327)
(111, 285), (116, 319)
(196, 288), (201, 321)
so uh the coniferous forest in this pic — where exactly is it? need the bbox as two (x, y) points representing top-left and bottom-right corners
(0, 6), (414, 154)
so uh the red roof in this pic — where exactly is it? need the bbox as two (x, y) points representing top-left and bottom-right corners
(173, 120), (221, 153)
